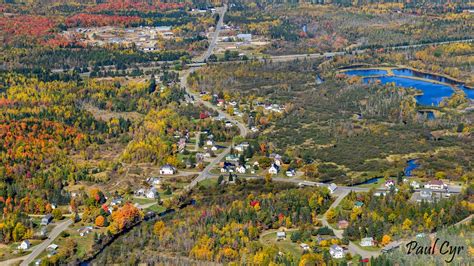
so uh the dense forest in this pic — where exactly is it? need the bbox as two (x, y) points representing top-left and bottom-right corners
(94, 180), (334, 264)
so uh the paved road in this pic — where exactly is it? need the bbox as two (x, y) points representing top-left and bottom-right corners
(194, 4), (227, 63)
(181, 67), (248, 190)
(319, 189), (381, 258)
(264, 39), (474, 63)
(19, 219), (73, 266)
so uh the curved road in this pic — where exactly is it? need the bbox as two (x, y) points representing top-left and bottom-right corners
(19, 219), (73, 266)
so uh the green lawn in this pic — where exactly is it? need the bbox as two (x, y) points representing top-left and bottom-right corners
(198, 178), (217, 188)
(354, 242), (382, 252)
(260, 232), (303, 260)
(145, 204), (166, 213)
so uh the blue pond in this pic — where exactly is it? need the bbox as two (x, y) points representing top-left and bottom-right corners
(404, 159), (420, 177)
(364, 76), (454, 106)
(344, 69), (388, 76)
(344, 68), (474, 106)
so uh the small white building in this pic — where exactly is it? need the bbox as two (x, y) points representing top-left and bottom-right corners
(424, 180), (447, 190)
(235, 142), (249, 153)
(328, 183), (337, 194)
(159, 164), (176, 175)
(236, 165), (246, 174)
(410, 180), (420, 189)
(286, 169), (296, 177)
(147, 177), (161, 186)
(330, 244), (344, 258)
(385, 180), (396, 188)
(237, 33), (252, 43)
(211, 145), (219, 151)
(276, 231), (286, 241)
(360, 237), (375, 247)
(268, 163), (280, 175)
(300, 243), (310, 251)
(146, 187), (158, 199)
(18, 240), (31, 250)
(206, 140), (214, 146)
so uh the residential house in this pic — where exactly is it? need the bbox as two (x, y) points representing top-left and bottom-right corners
(18, 240), (31, 250)
(338, 220), (349, 229)
(425, 180), (447, 190)
(225, 154), (239, 162)
(268, 163), (280, 175)
(47, 244), (58, 251)
(221, 162), (235, 173)
(330, 244), (344, 258)
(225, 121), (233, 128)
(78, 226), (93, 237)
(381, 241), (401, 253)
(135, 188), (146, 197)
(300, 243), (310, 251)
(374, 191), (387, 197)
(178, 138), (186, 151)
(410, 180), (420, 189)
(276, 231), (286, 241)
(235, 142), (249, 153)
(146, 187), (158, 199)
(360, 237), (375, 247)
(206, 140), (214, 146)
(236, 33), (252, 43)
(236, 165), (246, 174)
(147, 177), (161, 186)
(159, 164), (176, 175)
(41, 214), (53, 226)
(286, 169), (296, 177)
(385, 180), (396, 188)
(211, 145), (219, 151)
(328, 183), (337, 194)
(354, 201), (364, 208)
(418, 189), (433, 202)
(110, 198), (122, 206)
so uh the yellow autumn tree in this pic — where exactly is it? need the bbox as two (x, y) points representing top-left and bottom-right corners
(381, 235), (391, 246)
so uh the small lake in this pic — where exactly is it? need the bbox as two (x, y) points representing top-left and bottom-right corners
(344, 68), (473, 106)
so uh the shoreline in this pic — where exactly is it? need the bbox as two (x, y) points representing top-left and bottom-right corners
(340, 65), (473, 90)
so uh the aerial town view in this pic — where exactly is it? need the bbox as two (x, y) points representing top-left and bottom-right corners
(0, 0), (473, 265)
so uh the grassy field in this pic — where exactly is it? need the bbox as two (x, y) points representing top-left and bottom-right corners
(260, 231), (303, 260)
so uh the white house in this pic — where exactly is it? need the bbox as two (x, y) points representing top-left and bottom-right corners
(268, 163), (280, 175)
(410, 180), (420, 189)
(300, 243), (310, 251)
(225, 121), (233, 128)
(328, 183), (337, 194)
(147, 177), (161, 186)
(18, 240), (31, 250)
(146, 187), (157, 199)
(41, 214), (53, 226)
(424, 180), (447, 190)
(47, 244), (58, 251)
(235, 142), (249, 153)
(286, 169), (296, 177)
(418, 189), (433, 202)
(236, 33), (252, 43)
(211, 146), (219, 151)
(159, 164), (176, 175)
(236, 165), (246, 174)
(206, 140), (214, 146)
(330, 244), (344, 258)
(276, 231), (286, 241)
(385, 180), (396, 188)
(360, 237), (375, 247)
